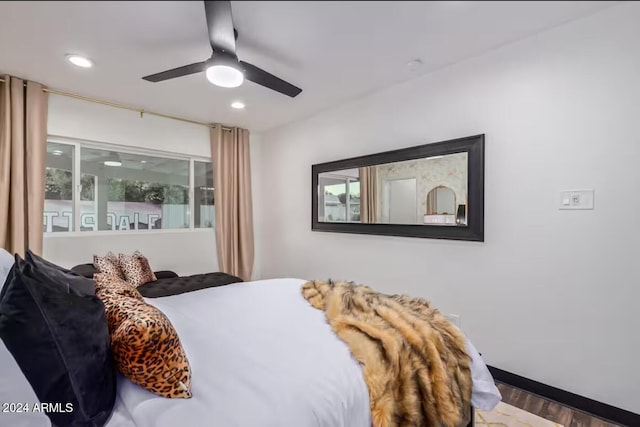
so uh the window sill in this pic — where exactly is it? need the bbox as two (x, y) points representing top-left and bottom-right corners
(43, 228), (215, 238)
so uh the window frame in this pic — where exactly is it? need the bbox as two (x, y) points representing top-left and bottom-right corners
(44, 135), (214, 238)
(319, 175), (360, 224)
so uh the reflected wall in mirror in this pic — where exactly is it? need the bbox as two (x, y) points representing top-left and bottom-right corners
(312, 134), (484, 241)
(318, 152), (468, 226)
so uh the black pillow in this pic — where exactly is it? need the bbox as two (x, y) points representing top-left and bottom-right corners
(0, 263), (15, 305)
(26, 250), (95, 295)
(0, 255), (115, 427)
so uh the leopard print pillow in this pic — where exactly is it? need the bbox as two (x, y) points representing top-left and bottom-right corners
(94, 273), (144, 301)
(133, 250), (157, 282)
(119, 251), (157, 287)
(93, 252), (125, 279)
(94, 274), (144, 330)
(97, 292), (192, 399)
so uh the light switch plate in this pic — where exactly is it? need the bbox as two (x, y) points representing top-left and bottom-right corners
(559, 189), (594, 210)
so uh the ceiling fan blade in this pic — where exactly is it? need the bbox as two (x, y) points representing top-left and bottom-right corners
(142, 61), (207, 82)
(204, 0), (237, 55)
(240, 61), (302, 98)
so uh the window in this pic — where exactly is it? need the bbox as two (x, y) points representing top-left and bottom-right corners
(44, 143), (75, 232)
(319, 175), (360, 223)
(44, 139), (213, 234)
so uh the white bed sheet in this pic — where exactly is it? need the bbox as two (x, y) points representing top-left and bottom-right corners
(116, 278), (372, 427)
(1, 277), (500, 427)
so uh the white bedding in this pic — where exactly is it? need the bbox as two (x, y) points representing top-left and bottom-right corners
(115, 278), (372, 427)
(1, 276), (500, 427)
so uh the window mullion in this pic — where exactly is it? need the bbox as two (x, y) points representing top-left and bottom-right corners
(73, 142), (81, 232)
(346, 178), (351, 223)
(189, 159), (195, 230)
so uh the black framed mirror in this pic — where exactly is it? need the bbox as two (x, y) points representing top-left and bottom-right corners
(311, 134), (484, 241)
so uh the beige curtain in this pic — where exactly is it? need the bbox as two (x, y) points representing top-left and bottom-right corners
(359, 166), (377, 223)
(210, 125), (254, 281)
(0, 76), (48, 256)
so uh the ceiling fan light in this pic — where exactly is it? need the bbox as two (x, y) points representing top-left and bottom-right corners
(104, 151), (122, 167)
(206, 64), (244, 88)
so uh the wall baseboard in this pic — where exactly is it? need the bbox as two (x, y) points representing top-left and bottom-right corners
(488, 366), (638, 427)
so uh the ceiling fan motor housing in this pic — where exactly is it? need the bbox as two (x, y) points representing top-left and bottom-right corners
(207, 51), (242, 70)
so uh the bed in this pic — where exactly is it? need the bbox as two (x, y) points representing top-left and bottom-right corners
(69, 263), (244, 298)
(1, 274), (500, 427)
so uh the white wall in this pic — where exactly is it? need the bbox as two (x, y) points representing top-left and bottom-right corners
(256, 3), (640, 413)
(376, 153), (467, 221)
(44, 230), (215, 277)
(44, 95), (263, 278)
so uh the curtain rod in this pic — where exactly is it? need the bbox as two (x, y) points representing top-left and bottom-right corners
(0, 77), (232, 131)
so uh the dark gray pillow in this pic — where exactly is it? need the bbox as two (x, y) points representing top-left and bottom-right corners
(26, 250), (95, 295)
(0, 255), (115, 427)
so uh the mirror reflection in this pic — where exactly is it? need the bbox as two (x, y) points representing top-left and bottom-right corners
(318, 152), (468, 226)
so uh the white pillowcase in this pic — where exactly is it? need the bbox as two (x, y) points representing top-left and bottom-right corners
(0, 248), (15, 291)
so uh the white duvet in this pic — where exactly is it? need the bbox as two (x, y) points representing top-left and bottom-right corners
(1, 276), (500, 427)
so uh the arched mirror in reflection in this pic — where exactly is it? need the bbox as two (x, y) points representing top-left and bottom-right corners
(426, 186), (456, 214)
(424, 186), (457, 224)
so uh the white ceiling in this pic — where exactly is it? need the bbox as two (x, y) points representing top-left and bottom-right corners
(0, 1), (616, 132)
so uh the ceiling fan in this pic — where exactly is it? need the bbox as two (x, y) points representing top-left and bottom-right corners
(142, 0), (302, 98)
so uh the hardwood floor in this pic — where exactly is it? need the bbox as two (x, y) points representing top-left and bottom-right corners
(496, 382), (623, 427)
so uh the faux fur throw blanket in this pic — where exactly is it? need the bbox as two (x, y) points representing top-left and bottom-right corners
(301, 280), (472, 427)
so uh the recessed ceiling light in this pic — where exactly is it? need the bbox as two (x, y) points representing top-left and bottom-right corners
(104, 160), (122, 167)
(140, 160), (147, 164)
(66, 54), (93, 68)
(51, 149), (63, 156)
(231, 101), (245, 110)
